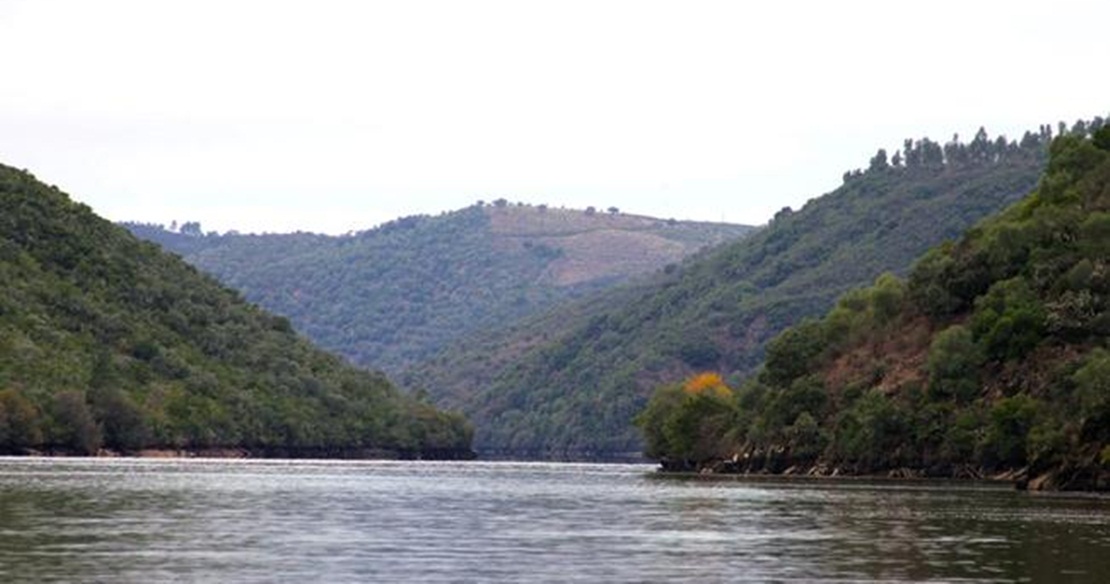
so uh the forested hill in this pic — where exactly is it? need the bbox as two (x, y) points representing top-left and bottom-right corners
(124, 205), (751, 374)
(639, 125), (1110, 490)
(0, 163), (472, 457)
(409, 122), (1078, 458)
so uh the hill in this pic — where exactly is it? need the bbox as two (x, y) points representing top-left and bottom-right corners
(0, 163), (471, 457)
(637, 124), (1110, 490)
(125, 204), (751, 374)
(408, 123), (1071, 458)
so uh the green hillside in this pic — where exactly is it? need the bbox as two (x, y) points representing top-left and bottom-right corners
(410, 124), (1067, 457)
(638, 125), (1110, 490)
(0, 163), (472, 457)
(125, 204), (751, 374)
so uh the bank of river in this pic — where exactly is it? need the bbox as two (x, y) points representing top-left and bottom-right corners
(2, 457), (1109, 582)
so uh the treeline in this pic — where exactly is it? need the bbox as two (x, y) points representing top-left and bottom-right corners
(843, 120), (1096, 182)
(638, 125), (1110, 489)
(0, 163), (472, 456)
(412, 120), (1061, 457)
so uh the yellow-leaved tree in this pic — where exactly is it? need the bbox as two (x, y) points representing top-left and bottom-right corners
(635, 372), (739, 470)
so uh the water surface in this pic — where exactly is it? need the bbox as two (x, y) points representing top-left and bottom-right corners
(2, 458), (1109, 582)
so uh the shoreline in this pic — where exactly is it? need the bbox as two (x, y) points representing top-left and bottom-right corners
(650, 469), (1019, 491)
(650, 459), (1110, 492)
(7, 446), (478, 461)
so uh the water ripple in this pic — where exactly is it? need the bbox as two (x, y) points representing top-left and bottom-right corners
(2, 458), (1110, 582)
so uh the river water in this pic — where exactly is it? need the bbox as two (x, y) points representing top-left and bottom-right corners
(1, 458), (1109, 582)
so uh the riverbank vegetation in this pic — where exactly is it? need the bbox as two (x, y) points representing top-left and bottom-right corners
(637, 124), (1110, 490)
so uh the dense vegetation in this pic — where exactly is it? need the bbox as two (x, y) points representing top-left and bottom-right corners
(125, 204), (750, 374)
(638, 124), (1110, 490)
(411, 123), (1072, 457)
(0, 163), (472, 457)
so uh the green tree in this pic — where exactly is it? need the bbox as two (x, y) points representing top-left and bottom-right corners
(1074, 349), (1110, 443)
(1094, 125), (1110, 151)
(926, 325), (983, 403)
(869, 272), (907, 325)
(88, 386), (150, 452)
(970, 278), (1046, 361)
(635, 375), (739, 466)
(0, 388), (43, 451)
(868, 149), (889, 172)
(979, 396), (1040, 468)
(784, 411), (827, 461)
(1079, 212), (1110, 259)
(761, 319), (827, 387)
(634, 384), (686, 460)
(834, 390), (910, 470)
(49, 391), (102, 454)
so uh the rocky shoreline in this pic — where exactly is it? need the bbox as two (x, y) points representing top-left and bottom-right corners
(655, 458), (1110, 492)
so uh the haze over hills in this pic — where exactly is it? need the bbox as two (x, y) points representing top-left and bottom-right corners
(639, 125), (1110, 490)
(125, 203), (752, 374)
(0, 163), (471, 457)
(407, 123), (1072, 458)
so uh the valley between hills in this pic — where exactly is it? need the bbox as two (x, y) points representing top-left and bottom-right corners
(5, 118), (1110, 491)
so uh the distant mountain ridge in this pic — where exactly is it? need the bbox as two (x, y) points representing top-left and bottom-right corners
(407, 122), (1074, 458)
(0, 163), (471, 457)
(125, 204), (753, 374)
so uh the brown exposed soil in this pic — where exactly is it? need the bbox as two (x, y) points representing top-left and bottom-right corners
(485, 205), (749, 287)
(823, 316), (934, 396)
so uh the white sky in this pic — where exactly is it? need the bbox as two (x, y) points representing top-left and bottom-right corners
(1, 0), (1107, 234)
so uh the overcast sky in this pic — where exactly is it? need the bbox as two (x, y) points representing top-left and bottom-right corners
(1, 1), (1107, 234)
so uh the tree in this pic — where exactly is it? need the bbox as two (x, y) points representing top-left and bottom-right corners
(927, 325), (983, 403)
(903, 138), (920, 167)
(761, 319), (827, 387)
(834, 389), (910, 470)
(980, 396), (1040, 468)
(784, 411), (826, 461)
(970, 278), (1046, 362)
(1094, 125), (1110, 151)
(89, 386), (150, 451)
(635, 374), (739, 467)
(921, 138), (945, 167)
(969, 126), (992, 163)
(944, 134), (969, 167)
(0, 388), (42, 451)
(607, 206), (620, 215)
(1020, 131), (1040, 151)
(634, 384), (685, 460)
(869, 272), (907, 325)
(994, 136), (1011, 161)
(868, 149), (889, 172)
(50, 391), (102, 454)
(180, 221), (203, 236)
(1074, 349), (1110, 443)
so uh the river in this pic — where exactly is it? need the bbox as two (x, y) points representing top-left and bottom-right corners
(2, 458), (1109, 582)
